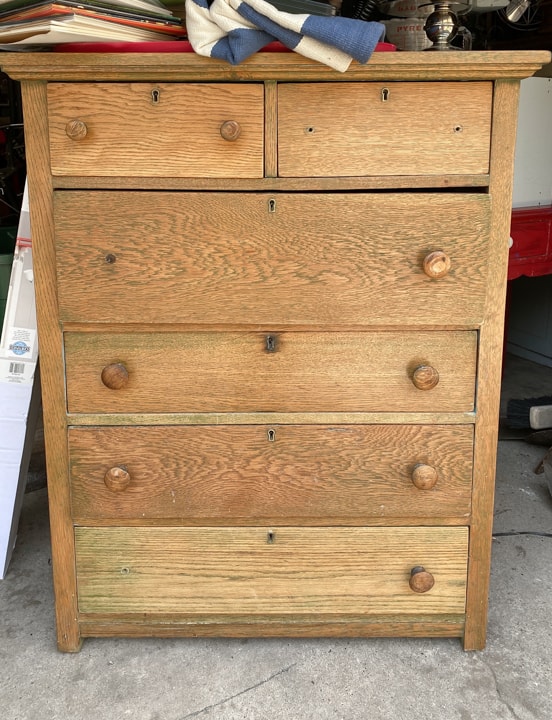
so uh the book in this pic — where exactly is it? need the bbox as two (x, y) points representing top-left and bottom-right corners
(0, 1), (181, 23)
(0, 3), (186, 34)
(0, 14), (185, 43)
(0, 0), (175, 18)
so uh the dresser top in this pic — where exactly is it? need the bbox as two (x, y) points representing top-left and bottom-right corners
(0, 50), (550, 82)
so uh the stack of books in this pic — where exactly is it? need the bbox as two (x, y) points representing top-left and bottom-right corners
(0, 0), (187, 46)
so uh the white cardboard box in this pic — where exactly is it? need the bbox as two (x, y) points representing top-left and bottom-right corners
(0, 183), (40, 578)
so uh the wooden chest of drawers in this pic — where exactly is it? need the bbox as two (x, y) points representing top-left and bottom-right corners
(2, 49), (549, 652)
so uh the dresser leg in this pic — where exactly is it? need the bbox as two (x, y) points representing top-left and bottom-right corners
(56, 630), (83, 653)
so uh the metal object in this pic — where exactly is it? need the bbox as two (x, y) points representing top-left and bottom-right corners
(266, 335), (277, 352)
(424, 1), (460, 50)
(504, 0), (531, 21)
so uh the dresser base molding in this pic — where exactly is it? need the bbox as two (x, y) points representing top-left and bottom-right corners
(78, 615), (465, 640)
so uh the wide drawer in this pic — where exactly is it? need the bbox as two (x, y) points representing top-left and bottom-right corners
(74, 526), (469, 616)
(54, 191), (491, 326)
(47, 83), (264, 178)
(64, 330), (477, 414)
(68, 424), (473, 523)
(278, 82), (492, 177)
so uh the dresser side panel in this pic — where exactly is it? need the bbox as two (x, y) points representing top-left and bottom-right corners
(20, 81), (81, 652)
(464, 79), (522, 651)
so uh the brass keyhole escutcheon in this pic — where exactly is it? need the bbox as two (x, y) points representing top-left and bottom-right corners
(151, 88), (161, 104)
(265, 335), (277, 352)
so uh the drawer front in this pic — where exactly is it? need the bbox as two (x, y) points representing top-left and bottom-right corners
(64, 330), (477, 414)
(68, 424), (474, 522)
(75, 526), (468, 616)
(54, 191), (491, 326)
(47, 83), (264, 178)
(278, 82), (492, 177)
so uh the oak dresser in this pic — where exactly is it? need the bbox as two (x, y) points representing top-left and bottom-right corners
(1, 49), (549, 651)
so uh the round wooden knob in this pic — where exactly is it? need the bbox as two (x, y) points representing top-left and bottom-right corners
(409, 566), (435, 593)
(104, 466), (131, 492)
(412, 365), (439, 391)
(65, 119), (88, 141)
(101, 362), (129, 390)
(220, 120), (241, 142)
(423, 250), (451, 279)
(411, 463), (438, 490)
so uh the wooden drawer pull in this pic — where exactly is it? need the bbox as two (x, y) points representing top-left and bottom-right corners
(409, 566), (435, 593)
(411, 463), (438, 490)
(220, 120), (241, 142)
(65, 119), (88, 141)
(104, 466), (131, 492)
(101, 362), (129, 390)
(412, 365), (439, 391)
(423, 250), (451, 279)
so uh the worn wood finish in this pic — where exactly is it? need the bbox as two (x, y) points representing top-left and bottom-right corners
(54, 191), (491, 326)
(4, 51), (548, 651)
(78, 617), (465, 639)
(52, 174), (492, 191)
(68, 424), (473, 523)
(463, 79), (523, 651)
(1, 51), (549, 82)
(264, 80), (278, 178)
(20, 82), (82, 652)
(47, 82), (264, 178)
(64, 330), (477, 414)
(278, 82), (492, 177)
(67, 411), (477, 427)
(75, 526), (468, 615)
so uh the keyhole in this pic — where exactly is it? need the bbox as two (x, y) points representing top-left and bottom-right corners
(381, 87), (390, 102)
(268, 198), (276, 213)
(266, 335), (276, 352)
(267, 429), (276, 442)
(267, 530), (275, 544)
(151, 88), (161, 104)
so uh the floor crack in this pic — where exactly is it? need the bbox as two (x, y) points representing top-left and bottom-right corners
(480, 658), (524, 720)
(178, 662), (297, 719)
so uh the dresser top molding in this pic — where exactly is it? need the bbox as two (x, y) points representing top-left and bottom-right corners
(0, 50), (550, 82)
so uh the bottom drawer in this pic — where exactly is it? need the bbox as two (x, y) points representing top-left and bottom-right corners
(75, 526), (468, 617)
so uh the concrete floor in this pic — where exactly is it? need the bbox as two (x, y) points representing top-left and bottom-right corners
(1, 353), (552, 720)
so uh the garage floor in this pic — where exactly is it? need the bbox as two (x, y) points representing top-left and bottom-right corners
(1, 353), (551, 720)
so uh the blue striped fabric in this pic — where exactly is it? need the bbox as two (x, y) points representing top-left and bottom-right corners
(186, 0), (385, 72)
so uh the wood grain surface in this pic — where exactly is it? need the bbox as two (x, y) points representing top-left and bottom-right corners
(278, 82), (492, 177)
(75, 526), (468, 615)
(68, 424), (473, 522)
(54, 191), (491, 326)
(47, 82), (264, 178)
(64, 330), (477, 414)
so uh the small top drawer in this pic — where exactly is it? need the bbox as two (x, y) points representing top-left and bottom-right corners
(47, 82), (264, 178)
(277, 82), (492, 177)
